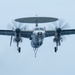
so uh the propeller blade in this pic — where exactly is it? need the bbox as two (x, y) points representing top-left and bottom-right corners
(18, 22), (23, 28)
(20, 24), (28, 30)
(10, 36), (13, 46)
(20, 26), (26, 30)
(58, 19), (65, 28)
(61, 22), (69, 29)
(7, 23), (15, 31)
(51, 21), (58, 28)
(12, 21), (18, 28)
(8, 21), (30, 32)
(49, 19), (69, 30)
(8, 21), (24, 30)
(48, 23), (56, 30)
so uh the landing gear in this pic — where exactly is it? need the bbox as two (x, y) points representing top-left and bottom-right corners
(54, 47), (58, 52)
(16, 42), (21, 53)
(33, 48), (38, 57)
(18, 47), (21, 53)
(53, 38), (62, 53)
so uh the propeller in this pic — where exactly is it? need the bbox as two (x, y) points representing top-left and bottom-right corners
(8, 21), (27, 31)
(49, 19), (69, 30)
(49, 19), (70, 41)
(7, 21), (27, 46)
(10, 35), (13, 46)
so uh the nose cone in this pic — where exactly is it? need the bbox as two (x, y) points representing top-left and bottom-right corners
(15, 28), (20, 33)
(57, 28), (61, 33)
(38, 32), (42, 36)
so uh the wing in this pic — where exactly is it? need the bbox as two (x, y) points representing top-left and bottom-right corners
(0, 30), (32, 38)
(45, 29), (75, 37)
(61, 29), (75, 35)
(0, 30), (14, 36)
(1, 29), (75, 38)
(21, 31), (33, 38)
(45, 30), (55, 37)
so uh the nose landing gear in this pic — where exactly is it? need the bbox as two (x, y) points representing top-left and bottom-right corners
(33, 48), (38, 57)
(18, 47), (21, 53)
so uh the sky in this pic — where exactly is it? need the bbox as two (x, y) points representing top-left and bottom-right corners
(0, 0), (75, 75)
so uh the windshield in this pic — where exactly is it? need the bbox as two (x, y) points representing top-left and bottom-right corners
(35, 28), (44, 31)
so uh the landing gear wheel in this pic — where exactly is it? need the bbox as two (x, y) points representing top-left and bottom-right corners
(54, 47), (57, 52)
(18, 47), (21, 53)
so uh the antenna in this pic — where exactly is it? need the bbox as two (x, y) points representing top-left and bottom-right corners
(36, 14), (38, 17)
(35, 14), (38, 27)
(36, 21), (38, 27)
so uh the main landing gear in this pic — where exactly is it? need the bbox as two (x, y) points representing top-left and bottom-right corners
(54, 47), (58, 52)
(17, 47), (21, 53)
(17, 42), (21, 53)
(54, 41), (60, 53)
(53, 38), (62, 53)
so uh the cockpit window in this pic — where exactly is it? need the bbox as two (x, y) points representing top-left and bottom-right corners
(40, 28), (44, 30)
(35, 28), (44, 30)
(35, 28), (39, 30)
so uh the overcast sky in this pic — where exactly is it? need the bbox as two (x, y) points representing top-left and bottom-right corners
(0, 0), (75, 75)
